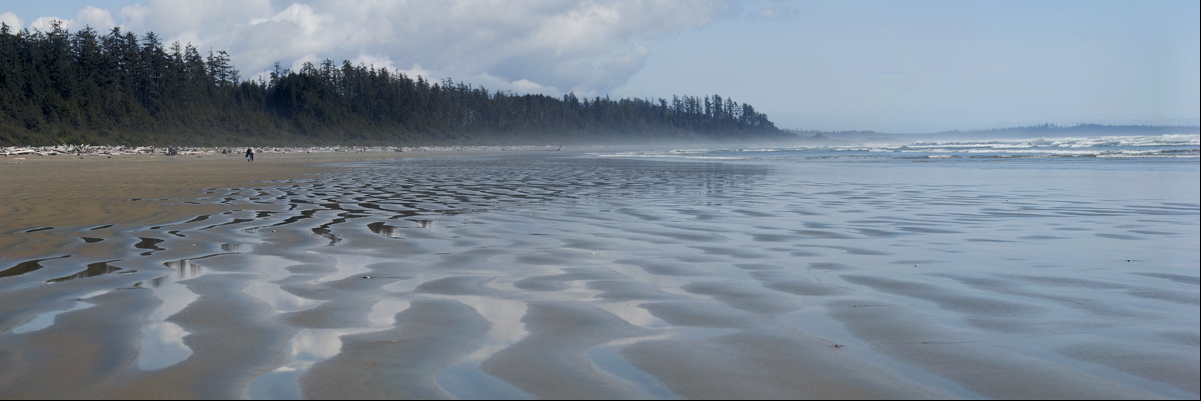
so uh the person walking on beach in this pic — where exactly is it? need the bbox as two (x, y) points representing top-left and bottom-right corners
(245, 147), (254, 162)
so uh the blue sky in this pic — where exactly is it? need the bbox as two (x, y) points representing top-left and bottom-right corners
(2, 0), (1197, 132)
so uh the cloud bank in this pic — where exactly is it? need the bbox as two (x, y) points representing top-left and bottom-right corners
(14, 0), (735, 97)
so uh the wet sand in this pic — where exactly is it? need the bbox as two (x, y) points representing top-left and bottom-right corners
(0, 151), (472, 258)
(1, 152), (1197, 399)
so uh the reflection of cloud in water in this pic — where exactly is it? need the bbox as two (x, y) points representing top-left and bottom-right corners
(585, 344), (675, 398)
(316, 254), (385, 283)
(245, 299), (408, 400)
(247, 254), (303, 281)
(290, 328), (359, 362)
(367, 298), (410, 327)
(136, 259), (208, 370)
(381, 272), (435, 293)
(243, 282), (324, 313)
(247, 328), (373, 400)
(10, 289), (108, 334)
(597, 302), (668, 329)
(433, 297), (533, 400)
(455, 297), (528, 362)
(137, 321), (192, 370)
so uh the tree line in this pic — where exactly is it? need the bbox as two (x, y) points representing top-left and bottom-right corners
(0, 23), (789, 146)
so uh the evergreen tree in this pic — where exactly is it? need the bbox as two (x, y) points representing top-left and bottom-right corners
(0, 26), (788, 147)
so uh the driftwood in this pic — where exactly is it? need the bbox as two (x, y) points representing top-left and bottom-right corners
(4, 144), (584, 157)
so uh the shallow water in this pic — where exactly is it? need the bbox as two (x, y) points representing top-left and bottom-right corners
(1, 145), (1197, 398)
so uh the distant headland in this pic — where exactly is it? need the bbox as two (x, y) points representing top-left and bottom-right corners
(785, 123), (1201, 143)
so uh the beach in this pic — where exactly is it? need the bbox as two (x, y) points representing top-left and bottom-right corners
(1, 146), (1197, 399)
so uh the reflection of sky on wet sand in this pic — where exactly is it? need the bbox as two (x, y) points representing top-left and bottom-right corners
(366, 298), (410, 327)
(291, 329), (360, 365)
(3, 153), (1195, 398)
(454, 297), (528, 362)
(136, 259), (206, 370)
(585, 345), (675, 399)
(136, 321), (193, 371)
(316, 254), (384, 283)
(247, 254), (294, 281)
(245, 299), (411, 400)
(381, 272), (434, 293)
(317, 156), (1193, 396)
(242, 282), (323, 313)
(245, 328), (375, 400)
(429, 297), (531, 399)
(596, 302), (667, 329)
(44, 261), (125, 284)
(10, 289), (108, 334)
(436, 360), (532, 400)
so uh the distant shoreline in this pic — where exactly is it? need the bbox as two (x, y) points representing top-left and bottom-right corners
(6, 125), (1198, 158)
(784, 123), (1200, 142)
(0, 144), (694, 159)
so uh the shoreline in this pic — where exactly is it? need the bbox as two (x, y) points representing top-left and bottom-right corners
(2, 144), (572, 157)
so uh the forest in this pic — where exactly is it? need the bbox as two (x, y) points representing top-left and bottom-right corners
(0, 23), (791, 147)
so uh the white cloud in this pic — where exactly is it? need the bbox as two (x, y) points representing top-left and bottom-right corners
(29, 16), (68, 32)
(289, 53), (322, 72)
(128, 0), (274, 33)
(0, 12), (23, 30)
(116, 4), (151, 26)
(350, 52), (397, 72)
(247, 68), (275, 84)
(508, 78), (558, 94)
(33, 0), (735, 97)
(755, 5), (794, 21)
(169, 31), (202, 48)
(251, 3), (328, 36)
(397, 64), (432, 81)
(468, 71), (564, 96)
(587, 43), (649, 93)
(20, 7), (117, 34)
(74, 6), (117, 31)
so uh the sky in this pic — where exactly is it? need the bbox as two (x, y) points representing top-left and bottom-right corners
(2, 0), (1198, 133)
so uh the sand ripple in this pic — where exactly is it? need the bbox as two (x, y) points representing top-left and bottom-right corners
(0, 153), (1197, 399)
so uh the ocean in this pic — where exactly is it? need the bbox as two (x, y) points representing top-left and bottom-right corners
(604, 133), (1199, 160)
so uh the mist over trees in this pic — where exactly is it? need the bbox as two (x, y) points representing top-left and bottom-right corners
(0, 23), (788, 146)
